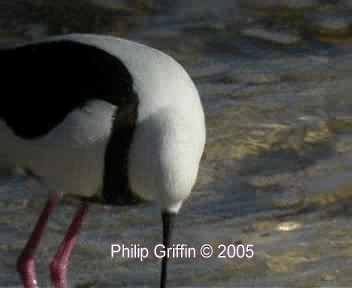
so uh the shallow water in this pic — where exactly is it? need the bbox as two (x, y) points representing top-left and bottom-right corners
(1, 1), (352, 287)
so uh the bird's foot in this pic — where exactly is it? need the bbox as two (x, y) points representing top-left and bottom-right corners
(16, 255), (38, 288)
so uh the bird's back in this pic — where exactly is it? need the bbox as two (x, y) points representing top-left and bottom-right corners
(0, 35), (135, 196)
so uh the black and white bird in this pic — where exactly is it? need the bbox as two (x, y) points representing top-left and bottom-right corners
(0, 34), (206, 288)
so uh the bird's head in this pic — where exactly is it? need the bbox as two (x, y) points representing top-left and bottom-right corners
(128, 106), (205, 287)
(128, 107), (205, 211)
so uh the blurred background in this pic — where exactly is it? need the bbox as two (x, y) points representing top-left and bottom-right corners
(1, 0), (352, 287)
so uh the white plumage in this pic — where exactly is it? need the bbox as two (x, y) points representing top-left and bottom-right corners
(1, 34), (206, 288)
(0, 100), (116, 196)
(1, 34), (206, 213)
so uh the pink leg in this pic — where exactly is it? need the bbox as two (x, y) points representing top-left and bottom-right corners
(17, 192), (61, 288)
(50, 205), (88, 288)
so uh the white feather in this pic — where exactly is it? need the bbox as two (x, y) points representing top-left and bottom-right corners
(2, 34), (206, 212)
(0, 100), (116, 196)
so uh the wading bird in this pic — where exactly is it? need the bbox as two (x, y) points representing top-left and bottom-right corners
(0, 34), (206, 288)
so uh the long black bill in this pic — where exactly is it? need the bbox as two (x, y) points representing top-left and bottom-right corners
(160, 211), (176, 288)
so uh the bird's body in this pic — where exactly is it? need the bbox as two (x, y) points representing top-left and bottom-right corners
(1, 34), (205, 288)
(0, 99), (115, 197)
(1, 34), (205, 208)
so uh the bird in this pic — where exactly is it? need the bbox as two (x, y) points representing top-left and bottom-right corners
(0, 33), (206, 288)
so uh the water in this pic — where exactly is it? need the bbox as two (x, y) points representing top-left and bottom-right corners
(1, 1), (352, 287)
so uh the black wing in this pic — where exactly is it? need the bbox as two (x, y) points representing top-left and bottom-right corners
(0, 39), (134, 139)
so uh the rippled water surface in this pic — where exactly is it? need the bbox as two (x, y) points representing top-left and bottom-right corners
(1, 1), (352, 287)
